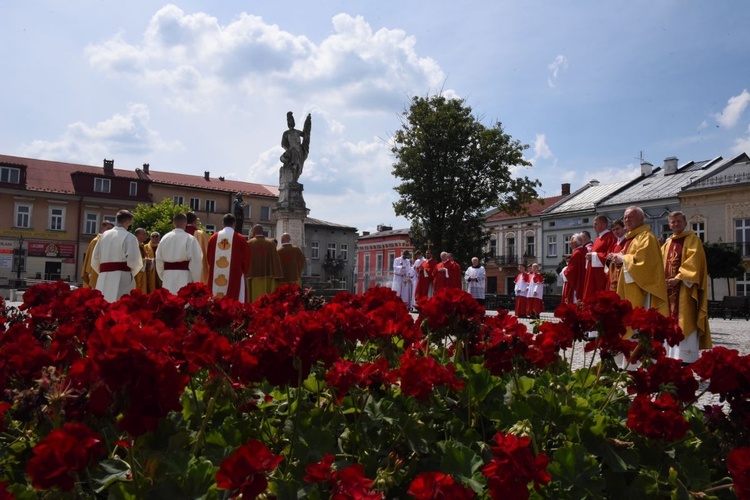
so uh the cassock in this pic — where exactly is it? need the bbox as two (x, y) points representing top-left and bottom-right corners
(447, 260), (463, 289)
(207, 227), (251, 301)
(583, 230), (617, 299)
(156, 228), (203, 294)
(392, 256), (415, 307)
(91, 226), (143, 303)
(81, 234), (102, 289)
(277, 243), (306, 285)
(526, 271), (545, 317)
(662, 230), (712, 362)
(247, 235), (283, 302)
(562, 246), (587, 304)
(433, 262), (450, 293)
(464, 265), (486, 301)
(415, 257), (437, 304)
(514, 272), (529, 317)
(616, 224), (669, 335)
(185, 224), (210, 285)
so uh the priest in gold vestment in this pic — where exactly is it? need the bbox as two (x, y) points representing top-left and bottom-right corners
(661, 211), (711, 363)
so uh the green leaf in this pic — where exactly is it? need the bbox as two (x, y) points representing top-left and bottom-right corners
(438, 440), (484, 480)
(92, 457), (131, 493)
(548, 442), (605, 495)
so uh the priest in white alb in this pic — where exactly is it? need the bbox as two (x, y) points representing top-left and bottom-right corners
(156, 213), (204, 294)
(91, 210), (143, 302)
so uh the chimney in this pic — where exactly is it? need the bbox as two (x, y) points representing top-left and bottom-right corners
(362, 231), (370, 236)
(204, 171), (210, 181)
(561, 183), (571, 196)
(589, 179), (600, 187)
(376, 224), (393, 232)
(640, 161), (653, 176)
(663, 156), (679, 175)
(103, 159), (114, 175)
(142, 163), (150, 174)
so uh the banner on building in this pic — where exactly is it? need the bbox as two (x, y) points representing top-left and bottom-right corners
(27, 241), (76, 259)
(0, 240), (13, 269)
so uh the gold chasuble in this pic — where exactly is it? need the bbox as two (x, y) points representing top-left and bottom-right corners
(617, 224), (668, 338)
(247, 235), (283, 302)
(661, 230), (711, 349)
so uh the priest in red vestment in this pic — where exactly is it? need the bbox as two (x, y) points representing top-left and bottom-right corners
(562, 234), (587, 305)
(447, 253), (462, 289)
(207, 213), (251, 301)
(433, 252), (451, 293)
(583, 215), (617, 300)
(415, 249), (437, 305)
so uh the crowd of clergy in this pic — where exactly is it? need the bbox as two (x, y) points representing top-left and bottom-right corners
(538, 207), (710, 366)
(81, 210), (306, 305)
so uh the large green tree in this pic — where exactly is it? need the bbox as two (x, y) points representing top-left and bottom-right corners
(391, 94), (540, 265)
(131, 198), (191, 237)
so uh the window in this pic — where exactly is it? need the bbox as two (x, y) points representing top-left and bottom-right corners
(737, 272), (750, 297)
(564, 234), (572, 255)
(340, 244), (348, 261)
(661, 223), (671, 242)
(547, 235), (557, 257)
(244, 205), (252, 219)
(260, 206), (271, 222)
(1, 166), (20, 183)
(94, 178), (110, 193)
(489, 237), (497, 257)
(525, 235), (535, 257)
(736, 218), (750, 257)
(85, 212), (98, 234)
(376, 254), (383, 272)
(327, 243), (336, 259)
(311, 241), (319, 259)
(205, 199), (216, 212)
(691, 221), (705, 242)
(364, 255), (371, 272)
(506, 237), (515, 257)
(15, 204), (31, 228)
(204, 224), (216, 234)
(129, 182), (137, 196)
(173, 196), (185, 206)
(104, 215), (116, 225)
(49, 207), (64, 231)
(388, 253), (395, 271)
(340, 276), (347, 290)
(189, 198), (200, 211)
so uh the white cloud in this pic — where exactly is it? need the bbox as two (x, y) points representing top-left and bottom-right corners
(732, 124), (750, 155)
(530, 133), (554, 165)
(547, 54), (568, 88)
(580, 164), (640, 185)
(18, 103), (181, 165)
(715, 89), (750, 128)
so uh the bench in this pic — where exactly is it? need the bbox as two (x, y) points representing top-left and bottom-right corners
(707, 300), (724, 319)
(722, 295), (750, 321)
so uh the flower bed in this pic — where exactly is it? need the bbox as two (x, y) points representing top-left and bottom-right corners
(0, 282), (747, 498)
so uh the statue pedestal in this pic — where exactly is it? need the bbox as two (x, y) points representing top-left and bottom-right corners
(275, 206), (308, 248)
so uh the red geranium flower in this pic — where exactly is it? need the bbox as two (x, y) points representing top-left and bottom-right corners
(396, 348), (464, 399)
(691, 347), (743, 395)
(481, 431), (551, 500)
(628, 357), (698, 403)
(304, 454), (335, 483)
(626, 393), (690, 441)
(26, 423), (105, 491)
(407, 472), (475, 499)
(728, 447), (750, 498)
(215, 439), (283, 498)
(330, 464), (383, 499)
(630, 307), (683, 347)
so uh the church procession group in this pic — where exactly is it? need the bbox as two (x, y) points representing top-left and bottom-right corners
(392, 206), (711, 367)
(80, 209), (307, 305)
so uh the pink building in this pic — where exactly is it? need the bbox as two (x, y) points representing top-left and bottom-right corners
(356, 226), (412, 294)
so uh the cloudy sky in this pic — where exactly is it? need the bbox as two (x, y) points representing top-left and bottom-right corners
(2, 1), (749, 232)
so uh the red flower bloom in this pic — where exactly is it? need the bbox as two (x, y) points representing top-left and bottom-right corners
(304, 454), (335, 483)
(628, 357), (698, 403)
(215, 439), (283, 498)
(0, 402), (11, 431)
(26, 423), (105, 491)
(481, 431), (551, 500)
(626, 393), (690, 441)
(407, 472), (475, 499)
(629, 307), (683, 347)
(397, 348), (464, 399)
(691, 347), (744, 395)
(330, 464), (383, 499)
(728, 447), (750, 498)
(326, 359), (364, 402)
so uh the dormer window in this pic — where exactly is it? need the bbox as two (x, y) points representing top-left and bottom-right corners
(94, 178), (111, 193)
(1, 166), (20, 184)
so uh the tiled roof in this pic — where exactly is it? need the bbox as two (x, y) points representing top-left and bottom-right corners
(682, 153), (750, 192)
(485, 195), (566, 222)
(542, 181), (630, 215)
(140, 169), (279, 198)
(0, 154), (138, 194)
(358, 227), (410, 240)
(305, 217), (357, 231)
(598, 157), (723, 207)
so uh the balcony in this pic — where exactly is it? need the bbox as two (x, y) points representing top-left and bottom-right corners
(494, 255), (521, 266)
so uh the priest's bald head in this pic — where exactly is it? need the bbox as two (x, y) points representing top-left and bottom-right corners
(623, 206), (645, 232)
(252, 224), (265, 236)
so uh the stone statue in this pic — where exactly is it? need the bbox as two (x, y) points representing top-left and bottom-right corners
(233, 193), (246, 234)
(280, 112), (311, 184)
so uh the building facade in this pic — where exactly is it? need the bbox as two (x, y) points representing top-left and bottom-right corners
(303, 217), (358, 293)
(355, 226), (412, 294)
